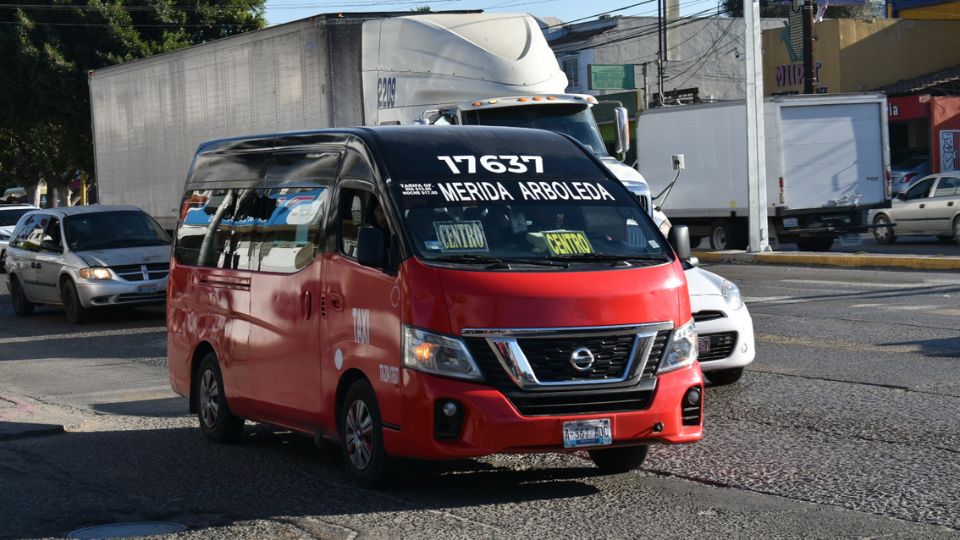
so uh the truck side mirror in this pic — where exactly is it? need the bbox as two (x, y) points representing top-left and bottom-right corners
(356, 227), (386, 268)
(668, 225), (691, 260)
(614, 106), (630, 158)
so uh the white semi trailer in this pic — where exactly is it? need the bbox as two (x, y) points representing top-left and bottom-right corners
(89, 11), (645, 230)
(636, 94), (891, 251)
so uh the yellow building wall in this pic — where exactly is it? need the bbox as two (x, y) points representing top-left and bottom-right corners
(899, 1), (960, 20)
(763, 18), (960, 96)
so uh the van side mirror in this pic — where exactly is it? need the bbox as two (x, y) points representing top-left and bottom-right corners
(41, 240), (61, 253)
(896, 192), (906, 200)
(668, 225), (691, 260)
(614, 106), (630, 158)
(357, 227), (385, 268)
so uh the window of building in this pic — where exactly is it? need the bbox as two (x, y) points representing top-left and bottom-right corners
(562, 57), (580, 91)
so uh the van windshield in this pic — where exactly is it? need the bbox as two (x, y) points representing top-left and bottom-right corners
(64, 211), (171, 251)
(390, 177), (671, 267)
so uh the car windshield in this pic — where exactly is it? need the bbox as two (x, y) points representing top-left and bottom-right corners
(64, 211), (171, 251)
(390, 177), (672, 267)
(462, 104), (609, 157)
(0, 208), (31, 227)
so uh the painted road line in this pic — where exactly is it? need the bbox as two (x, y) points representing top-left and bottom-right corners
(695, 250), (960, 271)
(0, 326), (166, 346)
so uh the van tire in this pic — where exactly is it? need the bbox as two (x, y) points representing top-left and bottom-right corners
(9, 275), (34, 316)
(873, 214), (896, 244)
(60, 279), (90, 324)
(197, 353), (245, 443)
(339, 379), (392, 488)
(589, 445), (649, 474)
(705, 367), (744, 386)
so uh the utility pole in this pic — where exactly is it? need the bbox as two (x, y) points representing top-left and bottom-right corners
(744, 0), (770, 252)
(802, 0), (816, 93)
(656, 0), (665, 106)
(642, 63), (650, 108)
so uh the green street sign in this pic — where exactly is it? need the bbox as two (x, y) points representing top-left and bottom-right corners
(589, 64), (636, 90)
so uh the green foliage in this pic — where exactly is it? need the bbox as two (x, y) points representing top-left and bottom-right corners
(0, 1), (266, 190)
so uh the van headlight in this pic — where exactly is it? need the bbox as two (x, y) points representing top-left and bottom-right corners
(78, 267), (112, 280)
(658, 319), (698, 374)
(403, 325), (482, 380)
(721, 280), (743, 310)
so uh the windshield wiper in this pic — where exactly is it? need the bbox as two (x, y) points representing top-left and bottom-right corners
(428, 254), (568, 269)
(545, 253), (670, 266)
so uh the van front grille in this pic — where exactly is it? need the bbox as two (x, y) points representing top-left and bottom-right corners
(111, 263), (169, 281)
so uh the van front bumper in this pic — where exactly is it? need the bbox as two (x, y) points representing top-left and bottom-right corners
(386, 365), (704, 460)
(75, 277), (168, 308)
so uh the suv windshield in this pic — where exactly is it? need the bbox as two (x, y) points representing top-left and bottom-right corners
(462, 104), (609, 157)
(64, 211), (171, 251)
(0, 208), (31, 227)
(390, 177), (671, 267)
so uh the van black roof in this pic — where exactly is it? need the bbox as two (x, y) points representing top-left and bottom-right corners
(186, 126), (609, 189)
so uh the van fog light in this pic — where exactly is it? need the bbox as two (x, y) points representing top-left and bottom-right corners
(434, 400), (464, 440)
(685, 388), (701, 406)
(441, 401), (458, 417)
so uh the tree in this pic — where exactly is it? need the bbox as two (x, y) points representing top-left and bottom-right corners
(0, 1), (266, 201)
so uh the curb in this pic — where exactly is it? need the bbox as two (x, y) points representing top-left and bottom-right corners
(693, 250), (960, 271)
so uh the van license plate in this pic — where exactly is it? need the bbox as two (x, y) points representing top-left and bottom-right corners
(698, 336), (712, 354)
(563, 419), (612, 448)
(138, 284), (159, 295)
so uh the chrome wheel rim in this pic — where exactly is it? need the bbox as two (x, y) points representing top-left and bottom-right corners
(874, 217), (890, 241)
(345, 399), (374, 471)
(712, 226), (726, 250)
(199, 369), (220, 428)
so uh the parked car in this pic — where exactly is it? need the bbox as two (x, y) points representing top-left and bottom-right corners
(686, 267), (755, 385)
(0, 203), (37, 271)
(873, 174), (960, 244)
(890, 155), (932, 195)
(5, 205), (171, 323)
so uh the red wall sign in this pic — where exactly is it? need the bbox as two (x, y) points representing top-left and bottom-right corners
(887, 95), (931, 121)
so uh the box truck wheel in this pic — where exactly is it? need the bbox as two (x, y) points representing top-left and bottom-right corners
(796, 236), (834, 252)
(196, 353), (245, 443)
(339, 379), (392, 488)
(708, 220), (745, 250)
(589, 445), (649, 474)
(872, 214), (896, 244)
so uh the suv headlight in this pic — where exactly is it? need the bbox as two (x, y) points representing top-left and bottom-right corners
(658, 319), (698, 374)
(403, 325), (482, 380)
(721, 280), (743, 310)
(78, 267), (112, 280)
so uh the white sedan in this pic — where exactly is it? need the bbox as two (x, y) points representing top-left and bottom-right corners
(686, 266), (755, 385)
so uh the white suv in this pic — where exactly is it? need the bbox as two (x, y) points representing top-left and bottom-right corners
(0, 203), (37, 272)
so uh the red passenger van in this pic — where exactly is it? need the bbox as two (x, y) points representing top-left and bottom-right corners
(168, 126), (703, 486)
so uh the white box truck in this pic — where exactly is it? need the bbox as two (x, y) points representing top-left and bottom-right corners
(89, 11), (646, 230)
(635, 94), (891, 251)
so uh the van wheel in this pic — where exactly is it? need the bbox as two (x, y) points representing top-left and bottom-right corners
(588, 445), (649, 474)
(60, 279), (91, 324)
(796, 236), (834, 252)
(9, 276), (34, 316)
(339, 379), (392, 488)
(873, 214), (896, 244)
(705, 367), (744, 386)
(197, 353), (245, 443)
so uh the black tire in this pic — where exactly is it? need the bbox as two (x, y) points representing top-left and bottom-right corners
(705, 367), (744, 386)
(588, 445), (649, 474)
(60, 279), (90, 324)
(708, 220), (745, 251)
(8, 275), (34, 316)
(339, 379), (392, 488)
(196, 353), (245, 443)
(873, 214), (896, 244)
(954, 217), (960, 246)
(796, 236), (835, 252)
(0, 250), (7, 273)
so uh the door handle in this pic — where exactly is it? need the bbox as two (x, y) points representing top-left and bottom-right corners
(949, 201), (955, 207)
(919, 204), (925, 209)
(329, 292), (344, 311)
(302, 290), (312, 320)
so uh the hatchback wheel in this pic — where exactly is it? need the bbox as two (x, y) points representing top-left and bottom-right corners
(197, 353), (244, 443)
(873, 214), (895, 244)
(9, 275), (34, 316)
(954, 217), (960, 245)
(60, 279), (90, 324)
(339, 379), (392, 487)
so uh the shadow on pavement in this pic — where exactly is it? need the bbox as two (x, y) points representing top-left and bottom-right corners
(0, 425), (601, 539)
(882, 336), (960, 358)
(91, 397), (188, 418)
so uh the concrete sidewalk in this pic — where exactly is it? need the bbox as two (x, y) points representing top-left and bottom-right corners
(694, 249), (960, 271)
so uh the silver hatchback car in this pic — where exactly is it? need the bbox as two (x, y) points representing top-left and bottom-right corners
(4, 205), (171, 323)
(872, 174), (960, 244)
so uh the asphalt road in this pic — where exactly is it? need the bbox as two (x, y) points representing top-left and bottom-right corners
(696, 233), (960, 256)
(1, 266), (959, 539)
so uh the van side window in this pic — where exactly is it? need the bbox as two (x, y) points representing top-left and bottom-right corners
(338, 188), (388, 258)
(9, 214), (37, 249)
(255, 187), (327, 273)
(16, 214), (50, 252)
(175, 189), (235, 267)
(42, 218), (62, 251)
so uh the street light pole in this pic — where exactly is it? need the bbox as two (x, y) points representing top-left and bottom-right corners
(744, 0), (770, 252)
